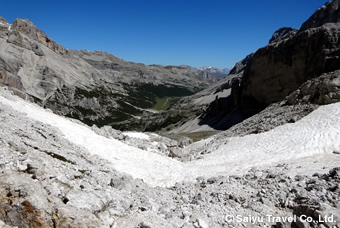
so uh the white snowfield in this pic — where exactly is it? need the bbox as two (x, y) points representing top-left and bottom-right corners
(1, 88), (340, 187)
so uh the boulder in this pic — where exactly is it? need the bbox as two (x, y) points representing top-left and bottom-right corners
(178, 136), (193, 147)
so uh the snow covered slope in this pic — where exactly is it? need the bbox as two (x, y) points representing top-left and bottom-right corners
(1, 87), (339, 187)
(188, 104), (340, 176)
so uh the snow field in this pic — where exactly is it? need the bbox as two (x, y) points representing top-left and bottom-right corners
(1, 88), (339, 187)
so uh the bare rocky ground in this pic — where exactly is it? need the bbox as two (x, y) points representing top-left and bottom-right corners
(0, 86), (339, 228)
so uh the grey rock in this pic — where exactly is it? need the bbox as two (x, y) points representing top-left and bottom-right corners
(109, 175), (133, 191)
(194, 218), (209, 228)
(0, 220), (17, 228)
(168, 147), (189, 158)
(178, 136), (193, 147)
(300, 0), (340, 32)
(269, 27), (298, 44)
(138, 221), (152, 228)
(285, 70), (340, 106)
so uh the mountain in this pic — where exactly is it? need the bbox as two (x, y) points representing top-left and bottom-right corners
(239, 0), (340, 117)
(180, 65), (228, 81)
(221, 67), (231, 74)
(0, 17), (215, 127)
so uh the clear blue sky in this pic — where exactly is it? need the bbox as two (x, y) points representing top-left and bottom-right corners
(3, 0), (327, 69)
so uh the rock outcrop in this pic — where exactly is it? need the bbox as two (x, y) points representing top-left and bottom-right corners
(0, 17), (10, 39)
(285, 69), (340, 105)
(9, 18), (67, 55)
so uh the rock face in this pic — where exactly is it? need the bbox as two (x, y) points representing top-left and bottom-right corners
(269, 27), (298, 44)
(300, 0), (340, 32)
(10, 18), (67, 55)
(286, 69), (340, 106)
(239, 0), (340, 116)
(0, 18), (214, 127)
(0, 17), (10, 39)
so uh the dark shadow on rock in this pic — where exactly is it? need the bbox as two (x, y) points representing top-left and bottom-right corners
(198, 96), (246, 131)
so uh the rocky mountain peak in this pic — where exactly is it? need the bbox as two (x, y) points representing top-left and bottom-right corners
(269, 27), (298, 44)
(229, 53), (254, 75)
(299, 0), (340, 32)
(0, 17), (9, 25)
(0, 17), (10, 39)
(10, 18), (67, 55)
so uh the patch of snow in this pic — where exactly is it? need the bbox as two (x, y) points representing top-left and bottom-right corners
(0, 91), (190, 187)
(188, 102), (340, 177)
(122, 132), (150, 140)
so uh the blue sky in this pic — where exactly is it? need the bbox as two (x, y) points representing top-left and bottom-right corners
(3, 0), (327, 69)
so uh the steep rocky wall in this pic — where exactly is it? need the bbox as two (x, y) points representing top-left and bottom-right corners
(240, 23), (340, 116)
(239, 0), (340, 116)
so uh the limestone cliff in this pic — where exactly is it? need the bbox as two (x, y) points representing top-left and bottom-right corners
(239, 0), (340, 116)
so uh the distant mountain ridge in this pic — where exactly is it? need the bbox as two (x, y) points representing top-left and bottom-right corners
(180, 65), (229, 81)
(0, 17), (216, 126)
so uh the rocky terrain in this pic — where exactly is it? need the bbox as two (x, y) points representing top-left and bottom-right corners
(0, 85), (339, 228)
